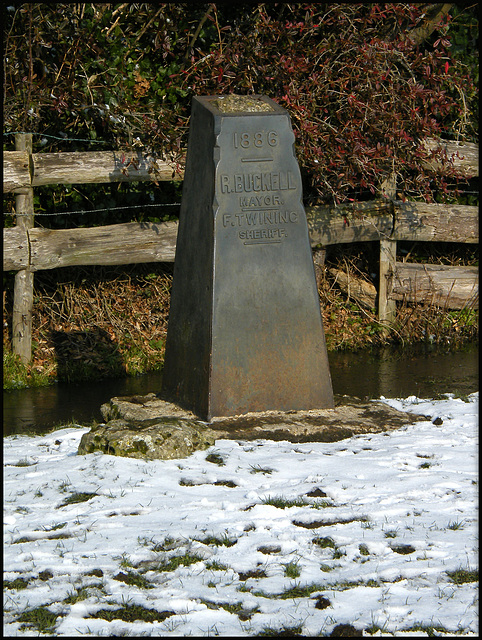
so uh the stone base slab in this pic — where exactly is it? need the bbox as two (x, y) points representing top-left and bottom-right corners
(77, 394), (428, 460)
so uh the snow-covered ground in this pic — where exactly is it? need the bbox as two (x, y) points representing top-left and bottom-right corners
(4, 393), (478, 637)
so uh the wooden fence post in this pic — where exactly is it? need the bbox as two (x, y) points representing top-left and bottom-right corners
(12, 134), (34, 364)
(378, 173), (397, 326)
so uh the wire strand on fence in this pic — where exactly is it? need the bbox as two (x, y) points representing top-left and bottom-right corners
(4, 131), (181, 217)
(3, 131), (114, 145)
(4, 202), (181, 217)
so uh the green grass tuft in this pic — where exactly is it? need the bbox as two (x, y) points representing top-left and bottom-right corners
(249, 464), (274, 474)
(63, 585), (104, 603)
(149, 535), (182, 552)
(196, 533), (237, 547)
(257, 623), (304, 636)
(390, 543), (416, 555)
(87, 603), (174, 623)
(283, 561), (302, 579)
(4, 577), (30, 591)
(3, 350), (51, 390)
(113, 570), (155, 589)
(17, 606), (60, 633)
(312, 536), (336, 549)
(213, 479), (237, 487)
(57, 491), (98, 508)
(205, 559), (229, 571)
(155, 552), (203, 572)
(205, 452), (225, 466)
(446, 568), (478, 584)
(279, 583), (326, 599)
(261, 495), (311, 509)
(12, 457), (38, 467)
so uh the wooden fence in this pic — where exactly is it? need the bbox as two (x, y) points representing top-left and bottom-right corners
(3, 133), (479, 363)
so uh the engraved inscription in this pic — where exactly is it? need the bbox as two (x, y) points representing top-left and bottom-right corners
(240, 228), (287, 244)
(220, 171), (296, 193)
(218, 122), (301, 246)
(233, 130), (278, 148)
(223, 212), (299, 226)
(240, 194), (282, 207)
(222, 210), (300, 245)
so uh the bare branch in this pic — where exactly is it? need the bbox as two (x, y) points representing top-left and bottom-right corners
(407, 3), (453, 45)
(183, 5), (214, 64)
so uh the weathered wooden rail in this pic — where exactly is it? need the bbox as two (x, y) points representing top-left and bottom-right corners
(3, 134), (479, 362)
(4, 139), (478, 192)
(4, 201), (478, 269)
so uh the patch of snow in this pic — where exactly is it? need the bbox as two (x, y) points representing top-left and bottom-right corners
(4, 393), (478, 636)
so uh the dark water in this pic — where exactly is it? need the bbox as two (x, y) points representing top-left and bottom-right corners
(3, 343), (478, 437)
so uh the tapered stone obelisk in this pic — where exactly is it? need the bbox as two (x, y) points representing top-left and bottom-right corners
(162, 95), (333, 420)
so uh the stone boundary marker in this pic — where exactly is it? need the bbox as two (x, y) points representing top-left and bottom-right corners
(162, 94), (333, 420)
(77, 394), (429, 460)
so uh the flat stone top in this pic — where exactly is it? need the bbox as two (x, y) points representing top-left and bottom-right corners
(100, 393), (429, 444)
(197, 93), (285, 116)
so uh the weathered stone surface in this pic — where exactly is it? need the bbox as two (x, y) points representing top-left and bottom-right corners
(78, 394), (429, 460)
(78, 417), (217, 461)
(208, 398), (427, 443)
(100, 393), (197, 423)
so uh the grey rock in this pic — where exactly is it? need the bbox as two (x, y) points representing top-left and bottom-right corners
(100, 393), (197, 423)
(78, 393), (427, 461)
(78, 417), (217, 461)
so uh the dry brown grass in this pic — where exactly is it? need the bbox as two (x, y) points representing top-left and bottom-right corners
(3, 253), (478, 387)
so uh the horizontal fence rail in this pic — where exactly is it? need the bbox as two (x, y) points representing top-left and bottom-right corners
(3, 202), (479, 272)
(390, 263), (479, 309)
(3, 138), (478, 193)
(3, 134), (479, 363)
(307, 201), (479, 245)
(3, 150), (183, 193)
